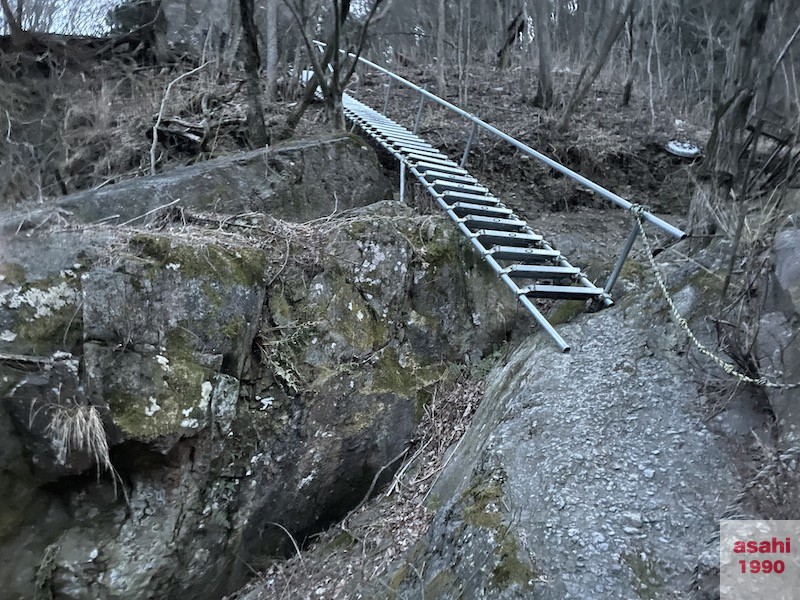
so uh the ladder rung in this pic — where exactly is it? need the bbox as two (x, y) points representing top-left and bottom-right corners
(463, 215), (527, 232)
(432, 180), (489, 194)
(407, 154), (460, 168)
(507, 265), (580, 279)
(403, 148), (450, 160)
(450, 202), (513, 218)
(393, 141), (437, 152)
(366, 128), (420, 142)
(387, 140), (437, 153)
(364, 123), (409, 134)
(441, 190), (499, 205)
(475, 229), (543, 247)
(489, 246), (560, 263)
(422, 171), (479, 184)
(413, 163), (469, 175)
(522, 284), (603, 300)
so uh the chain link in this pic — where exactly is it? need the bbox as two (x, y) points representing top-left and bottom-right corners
(630, 204), (800, 390)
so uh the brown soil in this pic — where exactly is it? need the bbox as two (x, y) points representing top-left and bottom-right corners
(349, 63), (705, 220)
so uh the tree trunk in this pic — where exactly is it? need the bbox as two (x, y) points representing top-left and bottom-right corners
(463, 0), (471, 105)
(687, 0), (774, 237)
(152, 1), (171, 64)
(0, 0), (34, 47)
(520, 1), (531, 102)
(704, 0), (773, 181)
(265, 0), (279, 102)
(437, 0), (446, 96)
(558, 0), (637, 131)
(456, 0), (464, 104)
(327, 93), (346, 130)
(620, 0), (648, 107)
(532, 0), (553, 109)
(239, 0), (268, 147)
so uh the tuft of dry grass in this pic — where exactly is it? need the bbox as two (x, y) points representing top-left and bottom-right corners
(47, 401), (111, 472)
(44, 398), (127, 502)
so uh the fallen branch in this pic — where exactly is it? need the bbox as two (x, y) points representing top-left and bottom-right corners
(119, 197), (182, 226)
(0, 353), (53, 369)
(150, 61), (212, 175)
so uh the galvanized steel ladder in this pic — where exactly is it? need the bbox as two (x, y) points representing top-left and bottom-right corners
(308, 45), (686, 352)
(343, 93), (605, 351)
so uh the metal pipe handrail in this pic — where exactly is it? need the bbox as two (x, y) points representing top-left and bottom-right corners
(313, 40), (686, 240)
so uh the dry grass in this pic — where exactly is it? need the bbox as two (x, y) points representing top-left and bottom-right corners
(42, 397), (127, 501)
(0, 55), (294, 207)
(46, 401), (111, 473)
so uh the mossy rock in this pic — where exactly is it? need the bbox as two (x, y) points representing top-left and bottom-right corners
(459, 473), (537, 592)
(0, 262), (27, 286)
(424, 569), (462, 598)
(130, 234), (266, 287)
(0, 275), (82, 355)
(369, 348), (444, 398)
(547, 300), (587, 326)
(103, 355), (213, 441)
(491, 533), (537, 591)
(461, 476), (505, 529)
(623, 551), (664, 600)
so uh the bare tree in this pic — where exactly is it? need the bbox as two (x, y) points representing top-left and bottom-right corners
(558, 0), (638, 131)
(436, 0), (446, 96)
(532, 0), (553, 108)
(687, 0), (775, 237)
(1, 0), (35, 46)
(240, 0), (269, 146)
(282, 0), (387, 131)
(265, 0), (279, 102)
(620, 0), (648, 107)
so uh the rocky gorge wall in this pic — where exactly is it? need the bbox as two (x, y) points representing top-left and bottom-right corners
(0, 134), (520, 600)
(382, 231), (800, 600)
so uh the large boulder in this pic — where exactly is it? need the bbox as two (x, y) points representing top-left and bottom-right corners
(757, 224), (800, 445)
(0, 187), (519, 600)
(389, 242), (764, 599)
(0, 133), (391, 229)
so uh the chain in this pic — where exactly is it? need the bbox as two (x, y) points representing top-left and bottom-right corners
(630, 204), (800, 390)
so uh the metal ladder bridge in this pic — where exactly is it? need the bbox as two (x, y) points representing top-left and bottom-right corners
(311, 48), (686, 352)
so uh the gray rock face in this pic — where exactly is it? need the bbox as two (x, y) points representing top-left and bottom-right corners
(394, 249), (753, 599)
(0, 134), (390, 231)
(757, 224), (800, 445)
(0, 155), (515, 600)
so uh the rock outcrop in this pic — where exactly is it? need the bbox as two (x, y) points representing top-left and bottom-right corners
(757, 222), (800, 445)
(388, 241), (771, 599)
(0, 135), (518, 600)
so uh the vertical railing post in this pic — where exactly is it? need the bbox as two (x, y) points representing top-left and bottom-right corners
(604, 220), (640, 296)
(460, 119), (480, 168)
(413, 90), (426, 134)
(399, 162), (406, 203)
(383, 77), (393, 115)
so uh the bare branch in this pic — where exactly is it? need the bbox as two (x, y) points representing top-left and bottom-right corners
(150, 61), (212, 176)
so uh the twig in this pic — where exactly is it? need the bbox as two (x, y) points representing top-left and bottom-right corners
(267, 522), (305, 566)
(150, 61), (212, 175)
(118, 198), (182, 227)
(267, 238), (291, 286)
(349, 447), (409, 517)
(0, 353), (53, 366)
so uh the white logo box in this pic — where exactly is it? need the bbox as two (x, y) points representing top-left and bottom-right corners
(720, 520), (800, 599)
